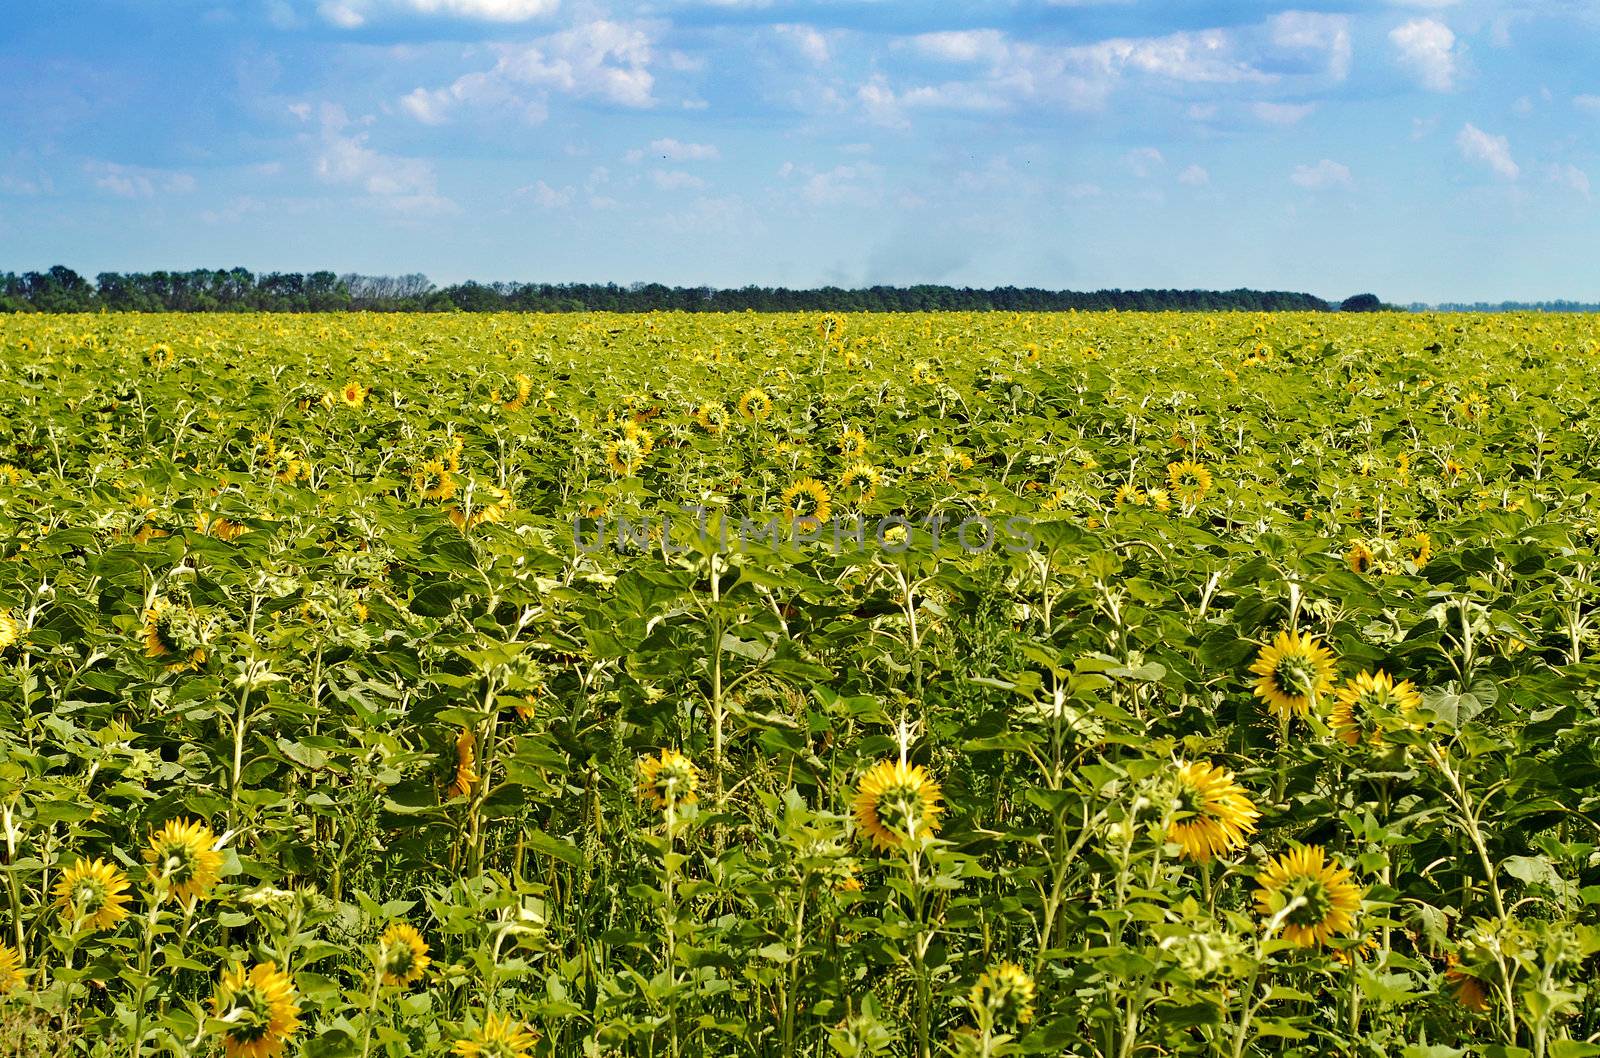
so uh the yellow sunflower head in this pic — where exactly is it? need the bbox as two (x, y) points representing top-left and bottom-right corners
(144, 818), (224, 903)
(838, 426), (868, 459)
(837, 463), (881, 510)
(1345, 540), (1375, 574)
(780, 477), (832, 530)
(452, 1011), (540, 1058)
(1113, 484), (1147, 508)
(446, 728), (479, 800)
(1330, 669), (1425, 746)
(967, 961), (1036, 1029)
(54, 857), (132, 932)
(1404, 532), (1433, 566)
(1248, 629), (1337, 721)
(413, 458), (459, 502)
(211, 961), (302, 1058)
(142, 598), (208, 672)
(0, 942), (26, 994)
(1445, 954), (1490, 1012)
(1147, 487), (1172, 512)
(853, 760), (943, 850)
(376, 923), (431, 987)
(637, 749), (698, 812)
(340, 382), (366, 407)
(695, 402), (727, 434)
(0, 610), (21, 653)
(1166, 760), (1260, 863)
(1166, 460), (1213, 504)
(737, 388), (772, 421)
(1254, 845), (1362, 947)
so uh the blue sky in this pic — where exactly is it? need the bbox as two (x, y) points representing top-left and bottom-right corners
(2, 1), (1597, 302)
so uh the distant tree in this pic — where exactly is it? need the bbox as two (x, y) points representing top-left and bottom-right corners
(1340, 294), (1384, 312)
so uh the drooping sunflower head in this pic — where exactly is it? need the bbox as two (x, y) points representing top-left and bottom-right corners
(54, 858), (132, 932)
(1112, 483), (1147, 507)
(737, 388), (772, 422)
(967, 961), (1036, 1029)
(452, 1011), (540, 1058)
(0, 610), (21, 653)
(142, 598), (207, 672)
(637, 749), (698, 812)
(144, 818), (224, 903)
(1345, 540), (1375, 574)
(837, 463), (881, 510)
(780, 477), (832, 530)
(446, 728), (479, 800)
(1445, 954), (1490, 1012)
(695, 402), (727, 434)
(1330, 669), (1425, 746)
(1254, 845), (1363, 947)
(147, 343), (175, 368)
(340, 382), (366, 407)
(376, 923), (431, 987)
(211, 962), (302, 1058)
(413, 458), (459, 502)
(838, 425), (868, 459)
(853, 760), (943, 850)
(1166, 460), (1213, 504)
(1148, 487), (1172, 512)
(1167, 760), (1260, 863)
(0, 942), (25, 994)
(1249, 629), (1337, 721)
(605, 426), (653, 476)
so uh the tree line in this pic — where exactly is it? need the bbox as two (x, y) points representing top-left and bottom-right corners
(1, 265), (1360, 314)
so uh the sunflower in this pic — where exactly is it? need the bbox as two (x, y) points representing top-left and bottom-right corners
(500, 373), (533, 412)
(449, 482), (513, 531)
(1167, 761), (1260, 863)
(967, 962), (1035, 1028)
(781, 477), (832, 529)
(0, 463), (26, 486)
(195, 511), (248, 542)
(637, 749), (698, 812)
(1405, 532), (1433, 566)
(146, 343), (174, 368)
(0, 610), (20, 653)
(1148, 487), (1172, 513)
(446, 728), (479, 800)
(854, 760), (943, 850)
(838, 426), (868, 459)
(339, 382), (367, 408)
(375, 923), (431, 987)
(142, 599), (206, 672)
(1254, 845), (1362, 947)
(54, 858), (132, 932)
(605, 425), (653, 477)
(0, 942), (24, 994)
(414, 458), (459, 502)
(1330, 669), (1424, 746)
(453, 1012), (540, 1058)
(210, 962), (302, 1058)
(1445, 954), (1490, 1012)
(694, 402), (727, 434)
(1112, 484), (1147, 507)
(737, 388), (772, 421)
(1345, 540), (1374, 574)
(144, 818), (224, 903)
(837, 463), (881, 509)
(1249, 630), (1337, 721)
(1166, 460), (1213, 504)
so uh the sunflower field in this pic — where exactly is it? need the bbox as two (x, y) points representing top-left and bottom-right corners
(3, 310), (1600, 1058)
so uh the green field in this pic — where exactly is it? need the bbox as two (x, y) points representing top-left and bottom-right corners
(3, 311), (1600, 1057)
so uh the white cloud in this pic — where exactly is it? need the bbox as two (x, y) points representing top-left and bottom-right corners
(519, 179), (573, 207)
(775, 24), (831, 66)
(1268, 12), (1351, 81)
(799, 163), (883, 206)
(84, 161), (196, 199)
(1545, 163), (1589, 196)
(1455, 123), (1517, 180)
(1576, 94), (1600, 113)
(1290, 159), (1353, 189)
(911, 30), (1010, 64)
(320, 0), (557, 27)
(1390, 18), (1459, 91)
(1253, 101), (1315, 125)
(1125, 147), (1164, 178)
(401, 20), (657, 123)
(644, 138), (719, 162)
(650, 169), (707, 191)
(313, 104), (455, 212)
(1177, 164), (1209, 186)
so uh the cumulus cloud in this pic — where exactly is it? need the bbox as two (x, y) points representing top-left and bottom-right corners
(313, 104), (455, 212)
(401, 20), (657, 123)
(1290, 159), (1353, 189)
(85, 161), (196, 198)
(518, 179), (573, 207)
(320, 0), (557, 27)
(1390, 18), (1460, 91)
(650, 169), (707, 191)
(1455, 123), (1518, 180)
(1576, 94), (1600, 113)
(775, 24), (831, 66)
(1267, 12), (1351, 81)
(643, 138), (719, 162)
(1125, 147), (1164, 178)
(1177, 164), (1209, 186)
